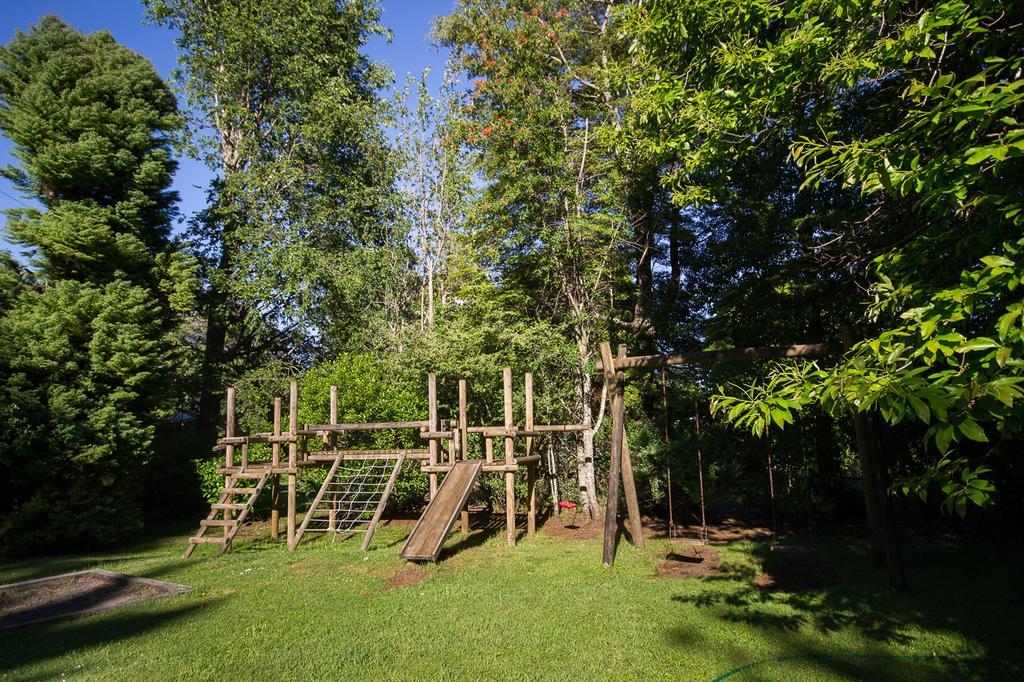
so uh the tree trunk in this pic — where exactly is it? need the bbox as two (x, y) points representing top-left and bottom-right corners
(576, 362), (600, 518)
(628, 177), (658, 348)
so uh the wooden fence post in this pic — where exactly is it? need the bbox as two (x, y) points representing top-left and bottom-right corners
(427, 373), (438, 500)
(328, 385), (338, 534)
(525, 372), (536, 536)
(287, 378), (298, 549)
(271, 396), (281, 540)
(503, 367), (516, 545)
(459, 378), (470, 534)
(224, 387), (235, 537)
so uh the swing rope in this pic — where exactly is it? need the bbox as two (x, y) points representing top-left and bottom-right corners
(693, 397), (708, 544)
(661, 371), (675, 538)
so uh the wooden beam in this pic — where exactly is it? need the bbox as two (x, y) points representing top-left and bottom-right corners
(458, 379), (469, 458)
(524, 373), (534, 459)
(503, 367), (515, 546)
(620, 428), (644, 549)
(308, 449), (430, 461)
(427, 373), (438, 500)
(595, 343), (837, 371)
(224, 387), (235, 536)
(458, 378), (470, 533)
(617, 345), (644, 550)
(420, 456), (540, 474)
(287, 378), (298, 549)
(531, 423), (591, 433)
(527, 462), (537, 537)
(270, 393), (282, 536)
(600, 342), (624, 567)
(328, 385), (338, 533)
(306, 420), (430, 432)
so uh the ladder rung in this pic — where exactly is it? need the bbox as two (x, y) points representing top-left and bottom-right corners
(224, 487), (258, 494)
(189, 536), (225, 544)
(201, 519), (237, 527)
(212, 503), (247, 510)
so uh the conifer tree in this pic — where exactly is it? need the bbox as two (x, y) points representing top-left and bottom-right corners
(0, 16), (187, 552)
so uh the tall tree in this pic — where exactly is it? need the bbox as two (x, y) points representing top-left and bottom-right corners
(624, 0), (1024, 514)
(145, 0), (399, 433)
(0, 16), (188, 552)
(438, 0), (644, 515)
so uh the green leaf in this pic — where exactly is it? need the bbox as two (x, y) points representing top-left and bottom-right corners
(965, 147), (990, 165)
(955, 338), (998, 352)
(981, 255), (1015, 269)
(957, 418), (988, 443)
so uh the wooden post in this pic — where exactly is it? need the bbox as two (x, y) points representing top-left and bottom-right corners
(620, 432), (644, 548)
(527, 462), (537, 536)
(524, 372), (536, 536)
(224, 388), (235, 537)
(458, 379), (469, 458)
(427, 373), (439, 500)
(600, 342), (624, 567)
(271, 396), (281, 540)
(503, 367), (516, 546)
(328, 385), (338, 534)
(618, 346), (644, 549)
(287, 378), (298, 549)
(458, 379), (470, 534)
(524, 373), (534, 459)
(485, 437), (494, 464)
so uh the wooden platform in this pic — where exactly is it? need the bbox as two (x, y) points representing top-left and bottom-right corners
(400, 460), (483, 562)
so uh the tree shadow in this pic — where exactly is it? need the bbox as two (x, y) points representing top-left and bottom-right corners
(0, 592), (221, 677)
(665, 536), (1024, 679)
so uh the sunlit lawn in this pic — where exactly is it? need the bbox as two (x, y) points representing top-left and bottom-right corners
(0, 517), (1020, 681)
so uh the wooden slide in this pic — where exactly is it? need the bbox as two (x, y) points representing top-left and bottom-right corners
(401, 460), (483, 562)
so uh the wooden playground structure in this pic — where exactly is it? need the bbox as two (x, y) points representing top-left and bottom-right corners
(185, 336), (902, 581)
(184, 368), (588, 562)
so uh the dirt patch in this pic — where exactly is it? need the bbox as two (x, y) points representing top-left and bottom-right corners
(657, 548), (720, 579)
(542, 515), (604, 541)
(387, 566), (426, 589)
(666, 517), (773, 544)
(0, 569), (191, 629)
(756, 548), (838, 592)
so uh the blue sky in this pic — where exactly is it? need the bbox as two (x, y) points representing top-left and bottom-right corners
(0, 0), (456, 251)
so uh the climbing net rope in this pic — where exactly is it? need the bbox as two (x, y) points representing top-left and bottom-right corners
(304, 458), (395, 535)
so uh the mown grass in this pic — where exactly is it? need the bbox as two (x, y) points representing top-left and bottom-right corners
(0, 518), (1020, 681)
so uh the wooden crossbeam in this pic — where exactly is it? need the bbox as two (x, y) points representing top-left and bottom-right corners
(595, 343), (837, 371)
(305, 421), (430, 432)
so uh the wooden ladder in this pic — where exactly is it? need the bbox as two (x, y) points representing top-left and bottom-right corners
(183, 470), (270, 558)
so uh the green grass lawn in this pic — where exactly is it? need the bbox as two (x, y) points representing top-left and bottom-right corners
(0, 518), (1020, 681)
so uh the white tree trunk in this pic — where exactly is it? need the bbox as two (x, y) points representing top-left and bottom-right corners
(575, 345), (600, 518)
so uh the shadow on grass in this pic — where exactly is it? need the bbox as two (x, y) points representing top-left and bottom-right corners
(666, 536), (1024, 680)
(0, 592), (222, 678)
(438, 513), (504, 559)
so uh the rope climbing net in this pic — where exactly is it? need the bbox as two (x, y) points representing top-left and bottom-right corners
(304, 458), (396, 534)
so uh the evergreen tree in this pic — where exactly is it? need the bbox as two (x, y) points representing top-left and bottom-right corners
(0, 16), (187, 553)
